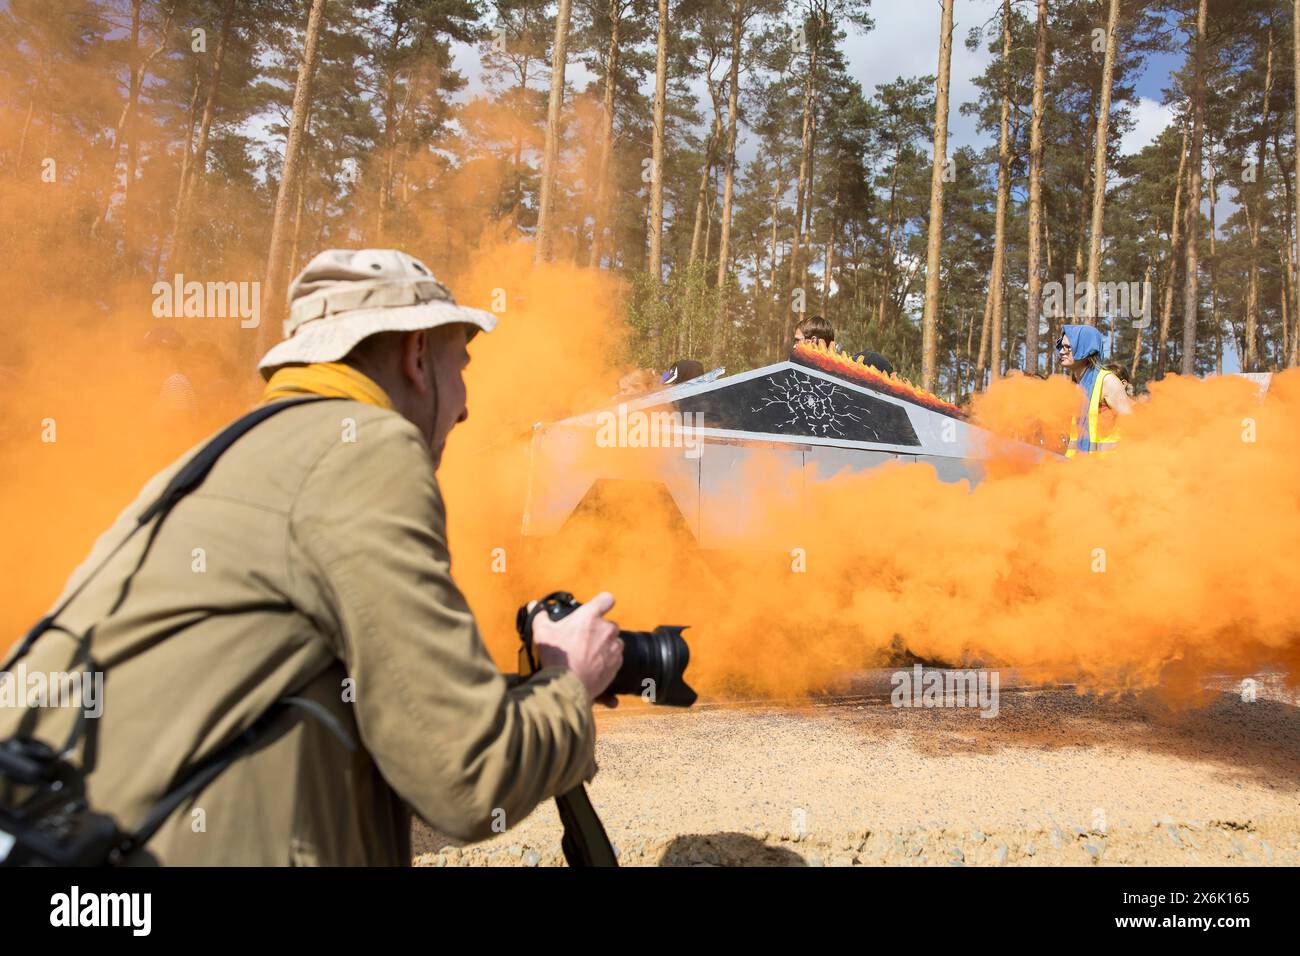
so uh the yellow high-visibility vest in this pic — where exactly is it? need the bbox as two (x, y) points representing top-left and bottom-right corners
(1066, 368), (1120, 457)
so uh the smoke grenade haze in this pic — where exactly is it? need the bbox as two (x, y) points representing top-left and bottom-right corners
(1, 97), (1296, 706)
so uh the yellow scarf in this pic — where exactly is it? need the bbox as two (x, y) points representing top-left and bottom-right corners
(261, 362), (394, 410)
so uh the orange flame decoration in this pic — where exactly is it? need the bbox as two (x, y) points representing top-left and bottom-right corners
(792, 341), (967, 419)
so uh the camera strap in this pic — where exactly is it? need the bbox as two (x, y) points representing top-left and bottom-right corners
(120, 693), (355, 858)
(3, 397), (353, 863)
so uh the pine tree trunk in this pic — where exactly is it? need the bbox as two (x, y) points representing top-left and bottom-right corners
(1083, 0), (1121, 324)
(1274, 125), (1297, 366)
(375, 19), (415, 247)
(715, 0), (744, 294)
(704, 164), (716, 260)
(975, 267), (993, 389)
(535, 0), (572, 262)
(784, 9), (822, 342)
(1073, 85), (1097, 295)
(1046, 215), (1067, 367)
(125, 3), (182, 266)
(261, 0), (328, 351)
(822, 210), (836, 308)
(1002, 281), (1014, 374)
(962, 306), (976, 396)
(1129, 261), (1153, 380)
(1280, 245), (1292, 365)
(1245, 21), (1275, 371)
(921, 0), (955, 392)
(376, 73), (399, 242)
(1294, 0), (1300, 365)
(590, 0), (621, 268)
(396, 56), (436, 208)
(1208, 147), (1221, 374)
(689, 92), (722, 266)
(172, 65), (201, 238)
(983, 0), (1014, 382)
(92, 1), (177, 239)
(1181, 0), (1207, 376)
(1024, 0), (1048, 373)
(800, 105), (818, 291)
(119, 0), (145, 267)
(648, 0), (668, 284)
(874, 156), (901, 327)
(769, 170), (781, 348)
(288, 143), (310, 277)
(1157, 121), (1190, 378)
(171, 0), (238, 273)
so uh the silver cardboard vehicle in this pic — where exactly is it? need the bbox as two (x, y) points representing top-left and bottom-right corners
(523, 357), (1036, 550)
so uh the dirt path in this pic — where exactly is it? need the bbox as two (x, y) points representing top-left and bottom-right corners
(413, 677), (1300, 866)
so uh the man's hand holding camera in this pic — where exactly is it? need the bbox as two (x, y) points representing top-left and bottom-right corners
(531, 591), (624, 707)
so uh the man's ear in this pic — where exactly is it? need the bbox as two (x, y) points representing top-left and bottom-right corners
(402, 330), (431, 394)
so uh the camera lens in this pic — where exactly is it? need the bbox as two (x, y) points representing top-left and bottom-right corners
(515, 593), (697, 707)
(605, 627), (697, 707)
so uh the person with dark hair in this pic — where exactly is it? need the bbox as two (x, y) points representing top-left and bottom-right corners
(141, 325), (199, 416)
(1057, 324), (1133, 457)
(793, 314), (836, 350)
(617, 367), (659, 396)
(852, 350), (895, 376)
(660, 359), (705, 386)
(1101, 360), (1137, 401)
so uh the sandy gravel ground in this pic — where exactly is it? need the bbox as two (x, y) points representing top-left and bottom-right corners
(412, 675), (1300, 867)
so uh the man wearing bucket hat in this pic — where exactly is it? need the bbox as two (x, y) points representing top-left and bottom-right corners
(0, 249), (622, 865)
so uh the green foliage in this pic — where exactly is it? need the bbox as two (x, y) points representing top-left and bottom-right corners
(2, 0), (1296, 385)
(625, 258), (723, 369)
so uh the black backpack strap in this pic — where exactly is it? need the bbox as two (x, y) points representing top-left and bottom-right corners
(111, 399), (360, 859)
(120, 695), (357, 859)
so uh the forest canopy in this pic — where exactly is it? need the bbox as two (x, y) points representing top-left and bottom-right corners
(0, 0), (1292, 400)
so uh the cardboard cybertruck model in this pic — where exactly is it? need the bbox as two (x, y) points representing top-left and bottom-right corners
(523, 343), (1033, 550)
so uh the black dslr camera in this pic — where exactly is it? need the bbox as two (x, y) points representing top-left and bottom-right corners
(515, 592), (697, 707)
(0, 736), (126, 866)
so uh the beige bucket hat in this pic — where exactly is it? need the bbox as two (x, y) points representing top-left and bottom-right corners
(258, 249), (496, 376)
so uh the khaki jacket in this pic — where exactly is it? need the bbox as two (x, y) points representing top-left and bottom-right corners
(0, 400), (595, 865)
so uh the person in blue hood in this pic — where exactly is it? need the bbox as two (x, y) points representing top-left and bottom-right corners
(1057, 324), (1132, 456)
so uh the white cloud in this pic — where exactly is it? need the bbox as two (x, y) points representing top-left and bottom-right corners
(844, 0), (999, 152)
(1118, 96), (1176, 157)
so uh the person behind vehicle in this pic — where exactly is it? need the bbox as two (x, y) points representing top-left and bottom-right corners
(852, 350), (895, 376)
(1057, 323), (1133, 457)
(1101, 360), (1138, 401)
(141, 325), (199, 417)
(660, 358), (705, 386)
(0, 248), (623, 865)
(616, 367), (659, 396)
(793, 314), (836, 351)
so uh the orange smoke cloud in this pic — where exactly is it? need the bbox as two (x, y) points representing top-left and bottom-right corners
(4, 239), (1297, 710)
(435, 263), (1300, 703)
(3, 82), (1296, 708)
(0, 318), (252, 645)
